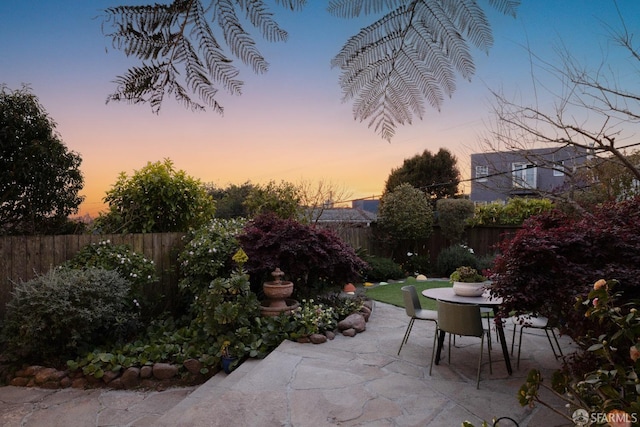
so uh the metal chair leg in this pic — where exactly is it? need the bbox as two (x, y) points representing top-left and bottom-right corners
(398, 318), (415, 355)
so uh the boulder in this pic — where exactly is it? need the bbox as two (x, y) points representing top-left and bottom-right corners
(338, 313), (366, 333)
(152, 363), (178, 380)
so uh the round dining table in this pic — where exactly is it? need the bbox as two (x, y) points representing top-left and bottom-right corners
(422, 287), (512, 375)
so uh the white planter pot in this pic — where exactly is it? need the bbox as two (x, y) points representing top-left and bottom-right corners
(452, 281), (490, 297)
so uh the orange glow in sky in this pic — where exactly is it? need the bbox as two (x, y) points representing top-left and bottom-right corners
(3, 1), (638, 217)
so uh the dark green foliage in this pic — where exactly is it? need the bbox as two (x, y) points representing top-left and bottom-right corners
(208, 182), (255, 219)
(0, 85), (84, 235)
(436, 245), (478, 277)
(316, 292), (366, 321)
(384, 149), (460, 200)
(436, 198), (475, 243)
(491, 197), (640, 339)
(1, 268), (138, 364)
(468, 198), (554, 226)
(177, 218), (246, 301)
(378, 183), (434, 242)
(60, 240), (158, 318)
(361, 255), (405, 282)
(238, 213), (368, 297)
(401, 253), (431, 276)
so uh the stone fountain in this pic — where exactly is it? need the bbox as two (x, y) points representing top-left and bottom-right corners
(260, 268), (299, 317)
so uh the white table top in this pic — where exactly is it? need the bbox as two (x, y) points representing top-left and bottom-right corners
(422, 287), (503, 307)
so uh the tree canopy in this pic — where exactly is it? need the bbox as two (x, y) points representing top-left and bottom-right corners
(94, 159), (216, 233)
(0, 85), (84, 235)
(378, 182), (434, 242)
(383, 148), (460, 200)
(102, 0), (519, 140)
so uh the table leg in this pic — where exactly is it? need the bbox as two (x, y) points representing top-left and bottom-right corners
(434, 330), (446, 365)
(493, 309), (513, 375)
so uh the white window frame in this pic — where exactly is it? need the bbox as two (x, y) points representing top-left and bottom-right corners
(553, 160), (565, 176)
(512, 162), (537, 189)
(475, 165), (489, 182)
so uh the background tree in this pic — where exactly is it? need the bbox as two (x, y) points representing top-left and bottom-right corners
(383, 148), (460, 201)
(436, 198), (475, 244)
(481, 12), (640, 210)
(571, 151), (640, 205)
(297, 179), (353, 224)
(377, 183), (434, 258)
(94, 159), (216, 233)
(102, 1), (519, 140)
(0, 85), (84, 235)
(207, 182), (255, 219)
(243, 180), (302, 220)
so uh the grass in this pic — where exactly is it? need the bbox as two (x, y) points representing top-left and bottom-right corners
(364, 278), (452, 311)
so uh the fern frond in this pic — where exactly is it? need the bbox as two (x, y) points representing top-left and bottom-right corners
(332, 0), (517, 140)
(487, 0), (520, 18)
(215, 0), (269, 74)
(237, 0), (289, 43)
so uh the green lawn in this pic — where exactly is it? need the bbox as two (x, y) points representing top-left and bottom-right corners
(364, 278), (452, 311)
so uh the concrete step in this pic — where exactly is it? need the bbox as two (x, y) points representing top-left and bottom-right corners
(155, 358), (262, 426)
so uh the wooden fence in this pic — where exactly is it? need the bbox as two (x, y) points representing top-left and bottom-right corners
(0, 233), (186, 320)
(0, 226), (520, 319)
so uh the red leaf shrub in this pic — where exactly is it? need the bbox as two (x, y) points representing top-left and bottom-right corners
(491, 196), (640, 339)
(238, 213), (368, 297)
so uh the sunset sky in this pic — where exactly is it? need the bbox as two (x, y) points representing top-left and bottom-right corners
(2, 1), (639, 217)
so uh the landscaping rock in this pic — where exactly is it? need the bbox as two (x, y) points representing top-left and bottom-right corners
(360, 305), (371, 321)
(72, 378), (88, 389)
(121, 367), (140, 388)
(140, 365), (153, 378)
(342, 328), (356, 337)
(10, 377), (29, 387)
(309, 334), (327, 344)
(183, 359), (202, 375)
(34, 367), (64, 385)
(338, 313), (366, 333)
(153, 363), (178, 380)
(325, 330), (336, 340)
(102, 370), (119, 385)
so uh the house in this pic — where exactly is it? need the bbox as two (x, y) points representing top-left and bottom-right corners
(470, 146), (591, 203)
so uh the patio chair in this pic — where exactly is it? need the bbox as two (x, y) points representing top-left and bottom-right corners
(398, 285), (438, 355)
(511, 314), (563, 368)
(430, 300), (492, 389)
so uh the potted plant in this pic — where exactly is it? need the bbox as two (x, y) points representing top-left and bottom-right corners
(450, 266), (489, 297)
(219, 340), (237, 374)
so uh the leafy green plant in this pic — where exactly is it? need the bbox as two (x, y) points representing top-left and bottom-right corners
(238, 213), (368, 297)
(93, 158), (216, 233)
(178, 218), (246, 299)
(468, 198), (554, 226)
(290, 299), (337, 339)
(1, 268), (138, 364)
(401, 252), (431, 276)
(60, 240), (157, 315)
(378, 183), (434, 244)
(517, 279), (640, 425)
(360, 255), (404, 282)
(436, 244), (479, 277)
(436, 198), (475, 243)
(450, 266), (487, 283)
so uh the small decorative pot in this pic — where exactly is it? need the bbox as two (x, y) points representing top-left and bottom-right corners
(221, 356), (237, 374)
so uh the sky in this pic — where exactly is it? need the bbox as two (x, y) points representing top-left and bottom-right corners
(2, 0), (639, 217)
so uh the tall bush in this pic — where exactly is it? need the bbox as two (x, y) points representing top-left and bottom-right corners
(1, 268), (137, 364)
(238, 213), (368, 297)
(436, 198), (475, 243)
(491, 196), (640, 338)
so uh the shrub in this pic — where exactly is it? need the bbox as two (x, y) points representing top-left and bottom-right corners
(491, 196), (640, 339)
(360, 255), (404, 282)
(1, 268), (137, 364)
(401, 252), (431, 276)
(436, 198), (475, 243)
(519, 279), (640, 424)
(60, 240), (157, 316)
(436, 244), (478, 277)
(178, 218), (246, 299)
(238, 213), (368, 297)
(468, 198), (554, 226)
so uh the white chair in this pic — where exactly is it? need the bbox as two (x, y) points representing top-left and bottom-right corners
(430, 300), (492, 389)
(511, 314), (563, 368)
(398, 285), (438, 355)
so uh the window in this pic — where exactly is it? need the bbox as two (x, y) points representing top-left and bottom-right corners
(512, 162), (537, 189)
(475, 165), (489, 182)
(553, 159), (565, 176)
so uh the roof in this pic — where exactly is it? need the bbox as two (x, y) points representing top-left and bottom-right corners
(309, 207), (377, 225)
